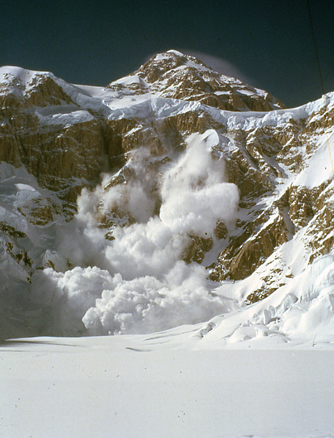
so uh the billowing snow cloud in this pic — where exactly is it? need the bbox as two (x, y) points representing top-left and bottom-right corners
(160, 131), (239, 237)
(31, 130), (240, 335)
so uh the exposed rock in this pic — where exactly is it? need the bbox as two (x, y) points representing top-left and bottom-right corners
(17, 195), (54, 226)
(0, 102), (105, 215)
(210, 211), (289, 281)
(214, 221), (228, 240)
(0, 222), (26, 239)
(183, 235), (213, 264)
(288, 186), (314, 228)
(25, 74), (74, 107)
(305, 191), (334, 262)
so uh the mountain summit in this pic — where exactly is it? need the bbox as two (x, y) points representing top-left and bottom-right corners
(108, 50), (286, 111)
(0, 52), (334, 343)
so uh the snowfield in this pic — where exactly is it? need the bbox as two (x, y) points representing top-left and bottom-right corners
(2, 333), (334, 438)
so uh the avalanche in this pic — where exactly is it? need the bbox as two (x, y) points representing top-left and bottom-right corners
(0, 51), (334, 344)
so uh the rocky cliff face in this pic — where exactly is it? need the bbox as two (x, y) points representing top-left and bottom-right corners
(0, 68), (106, 220)
(0, 51), (333, 338)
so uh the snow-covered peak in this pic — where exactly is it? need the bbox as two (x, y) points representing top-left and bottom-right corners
(106, 50), (286, 112)
(141, 49), (209, 78)
(0, 65), (76, 108)
(0, 65), (64, 93)
(0, 65), (53, 85)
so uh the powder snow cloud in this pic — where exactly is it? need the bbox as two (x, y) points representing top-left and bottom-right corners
(31, 130), (240, 335)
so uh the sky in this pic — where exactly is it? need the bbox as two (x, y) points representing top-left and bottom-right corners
(1, 0), (333, 108)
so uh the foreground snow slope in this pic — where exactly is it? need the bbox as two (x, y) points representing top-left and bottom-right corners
(2, 334), (334, 438)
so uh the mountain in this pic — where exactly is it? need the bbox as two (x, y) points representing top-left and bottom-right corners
(0, 50), (334, 343)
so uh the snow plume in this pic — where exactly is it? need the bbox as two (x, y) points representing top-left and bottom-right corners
(160, 131), (239, 237)
(182, 50), (256, 85)
(31, 130), (240, 335)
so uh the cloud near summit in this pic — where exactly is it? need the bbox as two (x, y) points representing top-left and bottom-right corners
(183, 50), (256, 85)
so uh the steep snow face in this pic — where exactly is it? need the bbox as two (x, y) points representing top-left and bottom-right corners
(1, 52), (334, 344)
(192, 255), (334, 347)
(293, 132), (334, 188)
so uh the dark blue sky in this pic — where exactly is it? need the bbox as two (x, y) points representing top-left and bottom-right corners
(1, 0), (333, 107)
